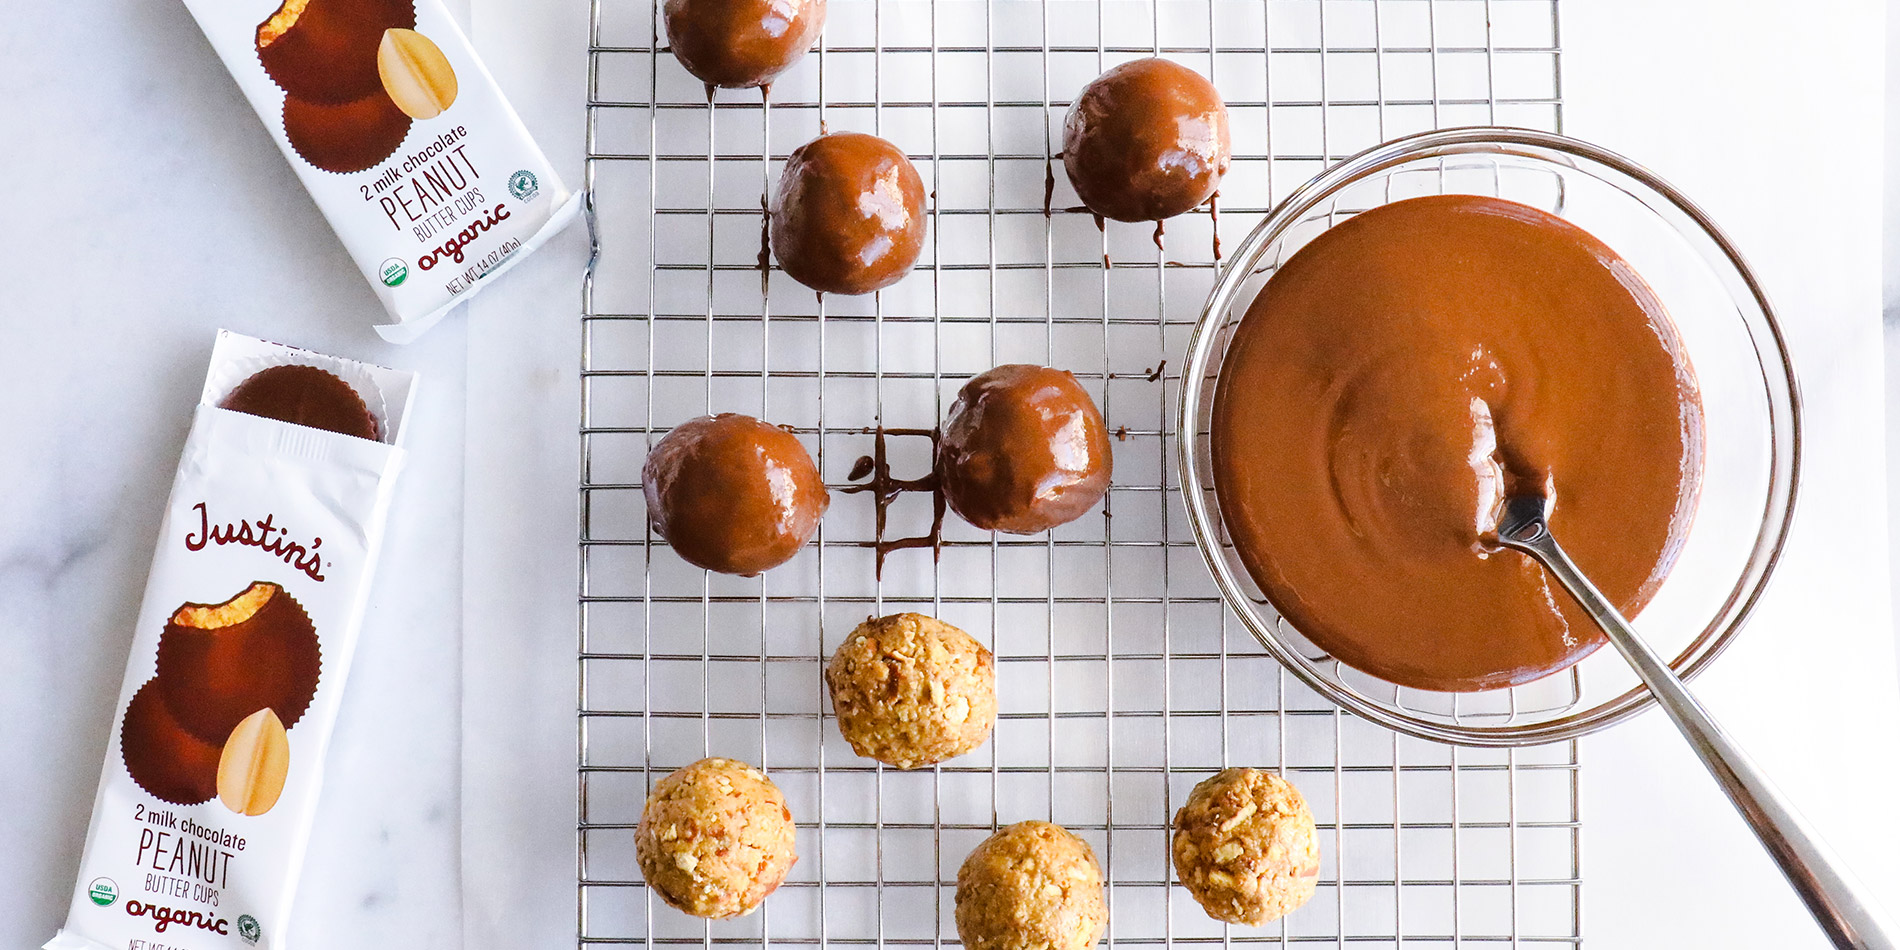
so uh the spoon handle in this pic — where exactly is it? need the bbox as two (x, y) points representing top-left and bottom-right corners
(1500, 516), (1897, 949)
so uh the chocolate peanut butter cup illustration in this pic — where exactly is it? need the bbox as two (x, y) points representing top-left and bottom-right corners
(222, 364), (381, 440)
(256, 0), (417, 105)
(283, 90), (413, 175)
(121, 680), (223, 806)
(154, 581), (322, 744)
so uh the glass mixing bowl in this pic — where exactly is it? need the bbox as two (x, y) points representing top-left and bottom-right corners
(1177, 127), (1800, 746)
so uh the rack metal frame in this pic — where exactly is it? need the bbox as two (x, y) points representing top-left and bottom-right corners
(580, 2), (1578, 946)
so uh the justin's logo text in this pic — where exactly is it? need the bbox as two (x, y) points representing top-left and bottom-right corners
(183, 502), (325, 582)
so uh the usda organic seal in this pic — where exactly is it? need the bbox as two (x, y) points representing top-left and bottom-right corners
(379, 258), (409, 287)
(86, 877), (117, 907)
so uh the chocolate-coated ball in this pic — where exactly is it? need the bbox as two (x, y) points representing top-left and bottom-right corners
(770, 132), (927, 295)
(1062, 57), (1231, 222)
(664, 0), (827, 89)
(938, 365), (1112, 534)
(644, 414), (829, 575)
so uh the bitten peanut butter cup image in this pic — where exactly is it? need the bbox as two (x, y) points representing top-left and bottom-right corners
(153, 581), (323, 744)
(121, 584), (312, 816)
(256, 0), (418, 105)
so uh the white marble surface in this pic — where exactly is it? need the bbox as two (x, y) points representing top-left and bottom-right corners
(0, 0), (579, 946)
(3, 2), (1897, 950)
(1566, 3), (1900, 944)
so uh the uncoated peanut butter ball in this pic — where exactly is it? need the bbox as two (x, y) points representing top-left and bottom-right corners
(956, 821), (1108, 950)
(1171, 768), (1320, 925)
(635, 757), (798, 919)
(826, 613), (997, 769)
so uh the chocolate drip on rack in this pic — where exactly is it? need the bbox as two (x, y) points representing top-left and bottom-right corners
(1043, 157), (1057, 217)
(841, 426), (946, 578)
(758, 193), (773, 292)
(760, 86), (774, 294)
(1208, 192), (1222, 261)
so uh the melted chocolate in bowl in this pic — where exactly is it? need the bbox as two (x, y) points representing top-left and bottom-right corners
(1211, 195), (1704, 692)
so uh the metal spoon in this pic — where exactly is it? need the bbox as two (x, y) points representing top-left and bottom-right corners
(1494, 493), (1897, 949)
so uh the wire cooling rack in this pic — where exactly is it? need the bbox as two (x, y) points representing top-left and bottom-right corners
(579, 1), (1578, 946)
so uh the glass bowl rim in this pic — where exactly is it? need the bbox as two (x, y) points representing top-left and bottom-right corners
(1175, 126), (1803, 747)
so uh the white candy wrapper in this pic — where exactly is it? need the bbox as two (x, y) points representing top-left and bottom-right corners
(180, 0), (582, 343)
(47, 331), (418, 950)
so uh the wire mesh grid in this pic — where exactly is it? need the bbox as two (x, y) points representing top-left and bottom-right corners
(579, 1), (1579, 946)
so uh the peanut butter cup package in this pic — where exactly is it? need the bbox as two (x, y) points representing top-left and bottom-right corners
(47, 331), (418, 950)
(181, 0), (582, 342)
